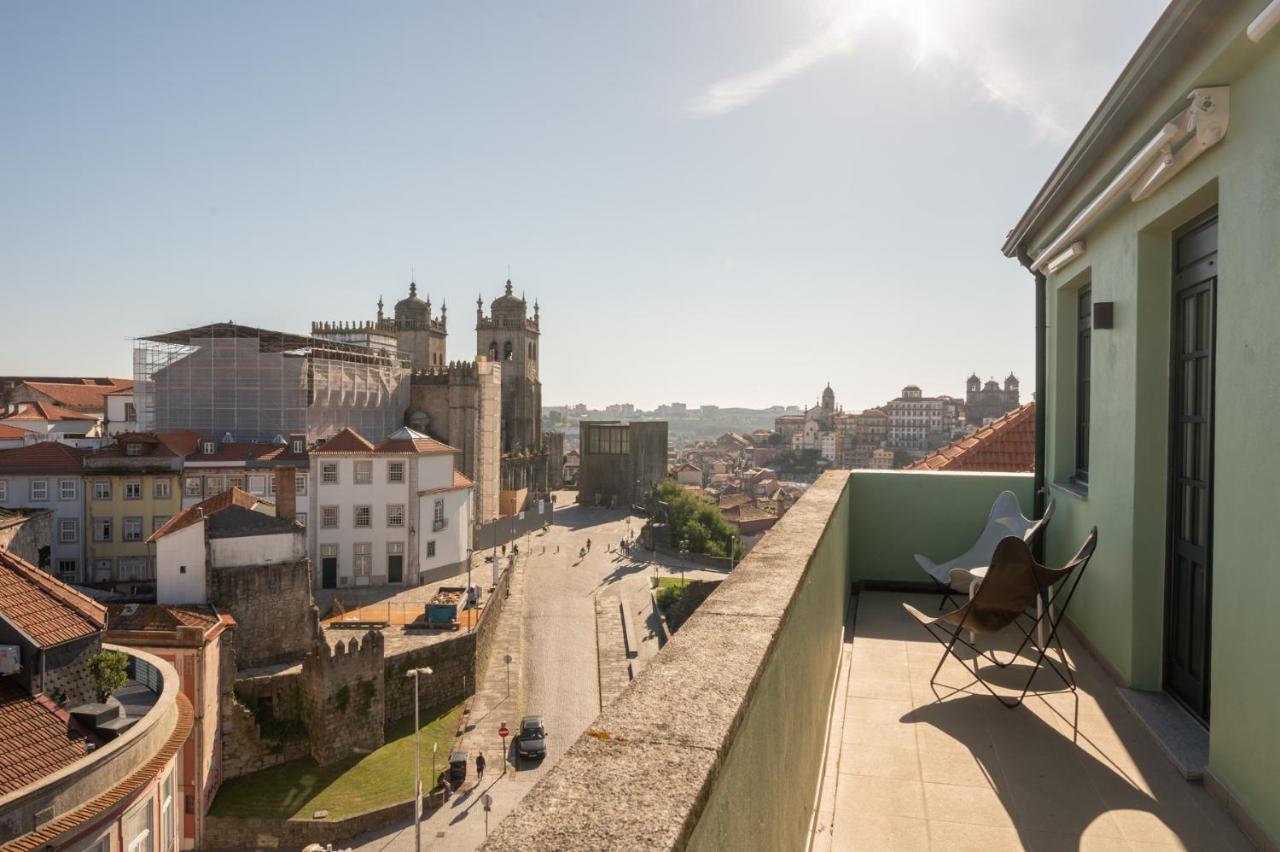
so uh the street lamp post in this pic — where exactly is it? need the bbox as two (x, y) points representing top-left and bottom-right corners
(679, 538), (690, 589)
(406, 666), (434, 852)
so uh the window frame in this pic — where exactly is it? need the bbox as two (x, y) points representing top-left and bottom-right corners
(123, 516), (144, 542)
(387, 461), (405, 483)
(0, 480), (6, 501)
(30, 479), (48, 501)
(152, 478), (171, 500)
(386, 504), (405, 527)
(353, 505), (372, 528)
(353, 542), (372, 577)
(94, 517), (113, 542)
(59, 478), (78, 501)
(59, 518), (79, 543)
(1075, 285), (1092, 484)
(353, 460), (373, 484)
(124, 479), (143, 500)
(321, 462), (338, 484)
(320, 506), (339, 528)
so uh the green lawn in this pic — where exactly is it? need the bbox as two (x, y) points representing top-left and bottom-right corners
(209, 700), (464, 820)
(654, 577), (688, 590)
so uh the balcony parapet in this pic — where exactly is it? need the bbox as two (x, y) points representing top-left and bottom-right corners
(484, 470), (853, 851)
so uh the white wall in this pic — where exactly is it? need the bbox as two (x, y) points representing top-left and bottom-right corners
(210, 531), (305, 568)
(156, 522), (208, 605)
(417, 485), (471, 580)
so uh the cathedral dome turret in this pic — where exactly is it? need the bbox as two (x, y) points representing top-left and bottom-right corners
(395, 281), (431, 324)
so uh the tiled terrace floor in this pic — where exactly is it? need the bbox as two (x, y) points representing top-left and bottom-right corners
(812, 592), (1254, 851)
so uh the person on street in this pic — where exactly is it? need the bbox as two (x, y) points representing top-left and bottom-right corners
(476, 752), (486, 781)
(586, 538), (592, 552)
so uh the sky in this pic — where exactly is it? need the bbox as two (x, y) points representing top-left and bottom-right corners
(0, 0), (1168, 411)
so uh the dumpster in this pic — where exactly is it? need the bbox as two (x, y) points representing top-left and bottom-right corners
(425, 587), (466, 629)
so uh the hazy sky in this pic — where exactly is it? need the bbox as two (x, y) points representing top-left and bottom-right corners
(1, 1), (1166, 411)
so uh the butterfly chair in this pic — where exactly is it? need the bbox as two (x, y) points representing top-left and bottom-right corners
(903, 527), (1097, 709)
(914, 491), (1055, 610)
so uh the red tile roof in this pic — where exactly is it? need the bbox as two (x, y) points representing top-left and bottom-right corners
(3, 401), (99, 422)
(86, 433), (181, 460)
(0, 441), (88, 473)
(313, 427), (376, 453)
(0, 550), (106, 647)
(149, 486), (272, 542)
(156, 430), (200, 457)
(0, 423), (28, 439)
(106, 603), (220, 634)
(16, 379), (132, 410)
(454, 470), (474, 488)
(908, 402), (1036, 473)
(0, 680), (91, 796)
(374, 427), (458, 455)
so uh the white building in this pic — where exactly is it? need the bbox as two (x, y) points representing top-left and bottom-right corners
(152, 485), (305, 605)
(309, 426), (473, 590)
(104, 387), (138, 435)
(0, 401), (102, 443)
(884, 385), (962, 452)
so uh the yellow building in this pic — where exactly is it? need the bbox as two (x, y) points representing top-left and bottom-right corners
(83, 433), (184, 593)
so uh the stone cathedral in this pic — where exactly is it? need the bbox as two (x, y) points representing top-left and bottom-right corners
(312, 279), (558, 521)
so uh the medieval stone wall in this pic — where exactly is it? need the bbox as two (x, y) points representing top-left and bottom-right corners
(301, 631), (386, 765)
(207, 560), (316, 669)
(0, 510), (50, 569)
(382, 636), (473, 724)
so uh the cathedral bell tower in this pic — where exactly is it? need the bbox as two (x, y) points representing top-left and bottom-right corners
(476, 280), (542, 454)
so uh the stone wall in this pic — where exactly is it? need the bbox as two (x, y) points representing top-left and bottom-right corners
(43, 635), (101, 707)
(207, 559), (316, 668)
(0, 509), (51, 568)
(301, 631), (386, 765)
(660, 580), (722, 633)
(474, 560), (512, 684)
(204, 799), (421, 850)
(383, 635), (473, 724)
(219, 691), (309, 780)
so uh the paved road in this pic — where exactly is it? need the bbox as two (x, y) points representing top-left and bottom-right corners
(351, 493), (726, 851)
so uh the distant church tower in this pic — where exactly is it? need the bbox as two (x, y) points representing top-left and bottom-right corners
(476, 280), (542, 454)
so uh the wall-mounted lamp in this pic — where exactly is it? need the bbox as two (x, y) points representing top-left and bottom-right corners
(1094, 302), (1115, 330)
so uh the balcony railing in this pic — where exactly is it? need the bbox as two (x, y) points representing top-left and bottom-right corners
(433, 518), (448, 532)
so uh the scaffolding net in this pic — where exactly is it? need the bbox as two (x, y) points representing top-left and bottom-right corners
(134, 324), (409, 444)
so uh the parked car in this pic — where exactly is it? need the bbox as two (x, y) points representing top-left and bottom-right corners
(515, 715), (547, 761)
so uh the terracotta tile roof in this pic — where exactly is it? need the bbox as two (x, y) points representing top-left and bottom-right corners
(0, 423), (29, 439)
(106, 603), (219, 634)
(3, 401), (100, 423)
(0, 549), (106, 647)
(248, 444), (309, 464)
(16, 379), (132, 410)
(718, 493), (750, 511)
(86, 433), (181, 460)
(374, 427), (459, 455)
(720, 502), (774, 523)
(0, 441), (88, 474)
(908, 402), (1036, 473)
(671, 462), (702, 473)
(187, 441), (253, 462)
(313, 427), (376, 453)
(149, 486), (272, 542)
(0, 680), (92, 796)
(5, 692), (193, 852)
(454, 470), (474, 487)
(156, 430), (200, 456)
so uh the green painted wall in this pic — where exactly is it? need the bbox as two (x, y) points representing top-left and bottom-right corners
(1030, 9), (1280, 843)
(845, 471), (1034, 585)
(688, 471), (851, 852)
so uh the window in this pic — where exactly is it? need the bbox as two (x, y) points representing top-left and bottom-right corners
(78, 828), (113, 852)
(161, 770), (175, 852)
(94, 518), (113, 542)
(320, 543), (338, 558)
(248, 475), (266, 494)
(387, 504), (405, 527)
(291, 438), (305, 454)
(123, 517), (143, 542)
(296, 512), (307, 527)
(434, 499), (445, 523)
(0, 480), (6, 501)
(152, 516), (169, 534)
(228, 474), (245, 491)
(353, 543), (372, 576)
(153, 478), (171, 500)
(266, 476), (275, 496)
(124, 480), (143, 500)
(30, 480), (48, 501)
(58, 559), (77, 578)
(321, 462), (338, 484)
(124, 402), (137, 421)
(59, 479), (77, 501)
(426, 540), (436, 558)
(354, 461), (372, 484)
(354, 505), (371, 528)
(201, 441), (215, 455)
(205, 476), (225, 496)
(1076, 285), (1091, 483)
(59, 518), (78, 543)
(387, 461), (405, 483)
(184, 477), (202, 497)
(124, 791), (153, 852)
(118, 556), (149, 580)
(125, 442), (142, 457)
(321, 506), (338, 528)
(295, 474), (307, 495)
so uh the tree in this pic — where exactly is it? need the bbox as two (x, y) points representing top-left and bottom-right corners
(652, 481), (744, 560)
(89, 650), (129, 702)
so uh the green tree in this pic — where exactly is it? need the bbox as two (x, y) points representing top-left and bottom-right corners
(653, 481), (744, 560)
(89, 650), (129, 702)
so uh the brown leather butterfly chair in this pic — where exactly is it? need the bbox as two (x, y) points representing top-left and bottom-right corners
(903, 527), (1098, 708)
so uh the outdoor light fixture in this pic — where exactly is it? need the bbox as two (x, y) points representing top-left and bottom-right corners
(1248, 0), (1280, 42)
(1093, 301), (1115, 330)
(1031, 87), (1229, 272)
(1044, 241), (1085, 274)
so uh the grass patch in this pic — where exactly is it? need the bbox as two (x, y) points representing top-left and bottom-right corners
(654, 576), (689, 612)
(209, 700), (463, 820)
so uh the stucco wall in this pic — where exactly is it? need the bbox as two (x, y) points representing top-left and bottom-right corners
(156, 522), (207, 604)
(1030, 11), (1280, 844)
(846, 470), (1034, 585)
(210, 530), (305, 567)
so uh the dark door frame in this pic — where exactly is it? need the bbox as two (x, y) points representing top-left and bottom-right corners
(1163, 206), (1218, 725)
(321, 556), (338, 590)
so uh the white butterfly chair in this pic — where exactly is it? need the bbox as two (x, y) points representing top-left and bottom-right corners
(915, 491), (1054, 611)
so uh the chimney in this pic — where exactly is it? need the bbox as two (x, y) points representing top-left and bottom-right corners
(275, 465), (297, 522)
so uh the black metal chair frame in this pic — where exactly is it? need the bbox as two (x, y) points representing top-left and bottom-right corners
(911, 529), (1097, 709)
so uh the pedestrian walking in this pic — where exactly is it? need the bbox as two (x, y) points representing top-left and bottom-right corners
(476, 752), (486, 781)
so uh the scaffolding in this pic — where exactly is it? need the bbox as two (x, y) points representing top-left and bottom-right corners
(134, 323), (409, 443)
